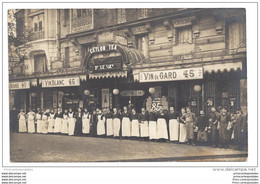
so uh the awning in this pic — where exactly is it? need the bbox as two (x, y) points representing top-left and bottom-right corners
(203, 61), (243, 74)
(89, 71), (127, 79)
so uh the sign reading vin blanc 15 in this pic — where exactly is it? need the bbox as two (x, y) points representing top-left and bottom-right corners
(139, 67), (203, 83)
(42, 77), (80, 88)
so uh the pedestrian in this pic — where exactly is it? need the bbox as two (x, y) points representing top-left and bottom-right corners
(10, 107), (19, 132)
(68, 108), (76, 136)
(97, 108), (106, 137)
(18, 109), (27, 133)
(36, 108), (42, 133)
(168, 106), (179, 142)
(61, 109), (69, 135)
(90, 109), (97, 137)
(82, 108), (91, 135)
(47, 109), (55, 134)
(121, 106), (131, 138)
(184, 107), (196, 145)
(112, 108), (121, 138)
(54, 108), (63, 134)
(179, 108), (187, 143)
(27, 108), (36, 133)
(148, 108), (157, 141)
(74, 108), (83, 136)
(195, 110), (209, 146)
(157, 108), (169, 141)
(233, 110), (246, 150)
(139, 107), (149, 141)
(41, 109), (49, 134)
(218, 107), (232, 148)
(209, 107), (220, 148)
(105, 108), (113, 137)
(130, 108), (140, 139)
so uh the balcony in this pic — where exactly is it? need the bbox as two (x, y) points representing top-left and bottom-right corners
(30, 31), (45, 41)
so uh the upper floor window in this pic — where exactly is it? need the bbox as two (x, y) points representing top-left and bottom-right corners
(136, 35), (149, 58)
(117, 9), (126, 24)
(34, 54), (47, 73)
(63, 9), (70, 27)
(32, 14), (44, 32)
(177, 26), (192, 44)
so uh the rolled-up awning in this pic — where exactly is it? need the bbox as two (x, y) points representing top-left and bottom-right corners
(203, 61), (243, 74)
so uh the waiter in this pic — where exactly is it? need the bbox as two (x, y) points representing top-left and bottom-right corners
(121, 106), (131, 139)
(139, 108), (149, 141)
(209, 107), (220, 148)
(218, 107), (231, 148)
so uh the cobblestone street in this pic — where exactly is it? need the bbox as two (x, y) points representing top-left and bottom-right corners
(10, 133), (247, 162)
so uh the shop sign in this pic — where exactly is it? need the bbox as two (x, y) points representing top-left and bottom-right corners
(120, 90), (145, 97)
(131, 26), (148, 35)
(114, 36), (128, 46)
(191, 98), (197, 107)
(9, 81), (30, 90)
(151, 98), (162, 112)
(89, 44), (118, 54)
(139, 67), (203, 83)
(42, 77), (80, 88)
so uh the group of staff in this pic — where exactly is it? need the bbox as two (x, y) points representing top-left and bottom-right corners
(16, 105), (247, 150)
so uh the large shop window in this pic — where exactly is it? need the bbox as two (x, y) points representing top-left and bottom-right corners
(34, 54), (47, 73)
(227, 19), (246, 51)
(177, 26), (192, 44)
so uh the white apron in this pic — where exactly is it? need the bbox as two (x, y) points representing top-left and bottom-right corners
(122, 117), (131, 137)
(82, 113), (91, 134)
(18, 114), (27, 132)
(54, 117), (62, 133)
(36, 113), (42, 133)
(140, 121), (149, 137)
(41, 114), (48, 134)
(47, 113), (55, 133)
(179, 123), (188, 143)
(68, 113), (76, 136)
(106, 118), (113, 136)
(113, 118), (121, 137)
(131, 119), (140, 137)
(149, 121), (157, 139)
(97, 115), (106, 135)
(61, 114), (69, 134)
(27, 114), (35, 133)
(157, 118), (168, 139)
(169, 119), (179, 141)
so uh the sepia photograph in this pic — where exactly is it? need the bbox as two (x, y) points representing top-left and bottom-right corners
(8, 7), (248, 163)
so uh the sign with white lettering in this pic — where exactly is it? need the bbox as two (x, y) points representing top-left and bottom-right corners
(139, 67), (203, 83)
(120, 90), (145, 97)
(115, 36), (128, 46)
(42, 77), (80, 88)
(89, 44), (118, 54)
(9, 81), (30, 90)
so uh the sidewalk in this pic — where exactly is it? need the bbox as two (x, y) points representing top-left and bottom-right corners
(10, 133), (247, 162)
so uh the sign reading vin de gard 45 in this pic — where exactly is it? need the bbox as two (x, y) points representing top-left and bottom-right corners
(139, 67), (203, 83)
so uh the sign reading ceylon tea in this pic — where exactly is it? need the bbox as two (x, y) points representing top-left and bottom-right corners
(139, 67), (203, 83)
(42, 77), (80, 88)
(9, 81), (30, 90)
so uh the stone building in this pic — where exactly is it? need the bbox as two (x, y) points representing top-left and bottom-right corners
(9, 8), (247, 115)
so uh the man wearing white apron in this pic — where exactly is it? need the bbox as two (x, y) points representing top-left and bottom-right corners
(18, 109), (27, 133)
(82, 108), (91, 135)
(27, 109), (36, 133)
(139, 108), (149, 141)
(179, 108), (188, 143)
(61, 109), (69, 134)
(130, 108), (140, 139)
(68, 109), (76, 136)
(157, 109), (169, 141)
(47, 109), (55, 133)
(112, 108), (121, 138)
(168, 107), (180, 142)
(105, 108), (113, 136)
(54, 108), (63, 134)
(36, 108), (42, 133)
(97, 109), (106, 136)
(149, 109), (157, 141)
(41, 109), (49, 134)
(121, 106), (131, 138)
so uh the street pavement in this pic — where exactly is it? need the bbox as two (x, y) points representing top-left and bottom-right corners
(10, 133), (247, 162)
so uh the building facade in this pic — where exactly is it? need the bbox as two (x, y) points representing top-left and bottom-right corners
(9, 8), (247, 115)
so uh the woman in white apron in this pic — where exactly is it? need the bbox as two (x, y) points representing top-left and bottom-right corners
(130, 108), (140, 139)
(27, 109), (35, 133)
(47, 109), (55, 133)
(157, 109), (168, 141)
(18, 109), (27, 133)
(168, 107), (180, 142)
(41, 109), (49, 134)
(121, 106), (131, 138)
(36, 108), (42, 133)
(54, 108), (63, 134)
(105, 108), (113, 136)
(68, 108), (76, 136)
(139, 108), (149, 141)
(97, 109), (106, 136)
(112, 108), (121, 138)
(82, 108), (91, 135)
(148, 109), (157, 141)
(61, 109), (69, 134)
(179, 108), (188, 143)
